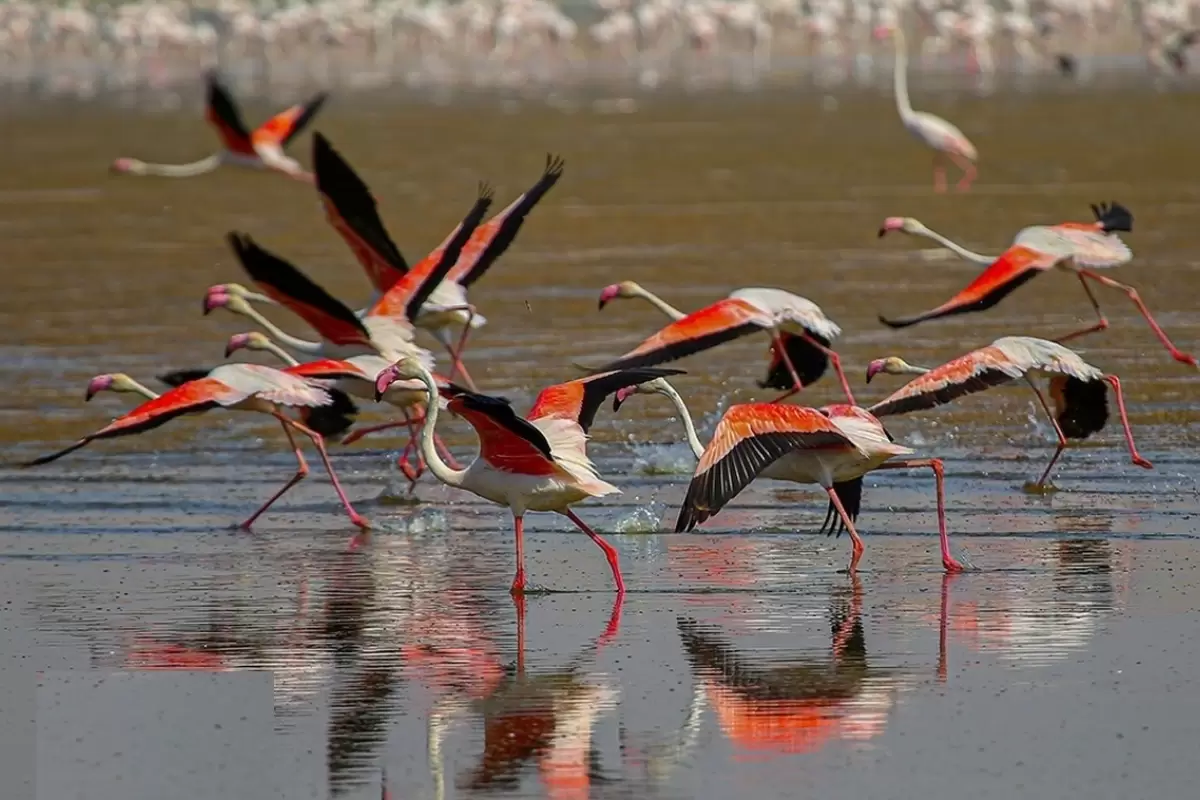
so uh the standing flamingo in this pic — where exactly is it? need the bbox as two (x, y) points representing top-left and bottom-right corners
(875, 24), (979, 192)
(24, 364), (369, 530)
(111, 72), (326, 181)
(876, 202), (1198, 367)
(591, 286), (854, 404)
(865, 336), (1152, 491)
(373, 356), (685, 593)
(616, 380), (965, 573)
(313, 134), (564, 388)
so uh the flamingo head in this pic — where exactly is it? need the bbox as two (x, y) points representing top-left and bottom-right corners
(211, 282), (278, 305)
(110, 157), (146, 175)
(877, 217), (919, 237)
(375, 357), (425, 401)
(613, 376), (674, 411)
(597, 280), (643, 310)
(86, 373), (137, 400)
(224, 331), (272, 358)
(866, 356), (917, 383)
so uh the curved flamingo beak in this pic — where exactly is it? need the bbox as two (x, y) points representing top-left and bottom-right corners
(877, 217), (905, 238)
(597, 284), (621, 311)
(612, 385), (637, 412)
(224, 333), (251, 358)
(86, 375), (113, 401)
(865, 359), (887, 384)
(374, 367), (398, 402)
(204, 291), (230, 315)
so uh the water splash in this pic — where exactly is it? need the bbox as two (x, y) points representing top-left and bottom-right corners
(613, 502), (668, 534)
(631, 442), (695, 476)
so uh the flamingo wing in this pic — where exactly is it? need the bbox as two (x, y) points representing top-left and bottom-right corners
(204, 72), (254, 155)
(675, 404), (855, 533)
(157, 368), (216, 387)
(878, 245), (1058, 329)
(442, 387), (558, 475)
(313, 133), (409, 293)
(226, 233), (374, 349)
(1039, 224), (1133, 268)
(251, 92), (328, 149)
(527, 367), (686, 434)
(591, 298), (772, 373)
(282, 359), (370, 382)
(367, 184), (495, 323)
(758, 331), (831, 391)
(23, 377), (239, 466)
(867, 345), (1026, 418)
(450, 154), (565, 289)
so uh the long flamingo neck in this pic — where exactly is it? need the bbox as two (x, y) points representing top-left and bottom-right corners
(914, 226), (993, 264)
(633, 287), (686, 320)
(234, 304), (323, 354)
(135, 154), (222, 177)
(892, 30), (914, 119)
(415, 366), (468, 488)
(658, 385), (704, 459)
(258, 339), (301, 366)
(124, 379), (160, 399)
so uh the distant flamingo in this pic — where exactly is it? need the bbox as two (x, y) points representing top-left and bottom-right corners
(111, 71), (326, 181)
(617, 380), (965, 573)
(24, 364), (369, 530)
(374, 356), (684, 593)
(314, 134), (564, 388)
(865, 336), (1151, 491)
(877, 202), (1199, 367)
(875, 24), (978, 192)
(592, 285), (854, 404)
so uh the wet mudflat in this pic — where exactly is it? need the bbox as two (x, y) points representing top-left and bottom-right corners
(1, 84), (1200, 799)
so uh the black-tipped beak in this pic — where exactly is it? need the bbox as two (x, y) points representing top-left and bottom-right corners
(598, 298), (608, 311)
(373, 390), (384, 403)
(877, 228), (887, 238)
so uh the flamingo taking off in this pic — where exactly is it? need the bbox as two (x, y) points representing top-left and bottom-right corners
(314, 134), (564, 389)
(591, 286), (854, 405)
(877, 202), (1198, 367)
(373, 355), (685, 593)
(865, 335), (1151, 491)
(23, 364), (369, 530)
(875, 24), (978, 192)
(616, 380), (966, 573)
(111, 71), (326, 181)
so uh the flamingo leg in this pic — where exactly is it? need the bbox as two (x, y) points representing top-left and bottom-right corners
(873, 458), (968, 572)
(340, 409), (426, 445)
(1053, 274), (1110, 343)
(799, 332), (855, 405)
(769, 330), (808, 403)
(949, 152), (977, 191)
(434, 434), (461, 470)
(932, 153), (948, 194)
(279, 414), (370, 531)
(1103, 375), (1154, 470)
(823, 485), (865, 572)
(511, 514), (527, 594)
(514, 590), (527, 673)
(239, 418), (310, 530)
(1024, 378), (1069, 490)
(563, 508), (625, 594)
(445, 306), (480, 392)
(1076, 268), (1199, 366)
(830, 572), (862, 664)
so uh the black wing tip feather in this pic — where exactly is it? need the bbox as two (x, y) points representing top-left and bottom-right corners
(819, 478), (864, 538)
(544, 153), (566, 178)
(878, 314), (914, 330)
(1090, 201), (1133, 233)
(449, 389), (553, 459)
(575, 367), (686, 433)
(22, 439), (90, 467)
(403, 184), (494, 321)
(303, 388), (358, 438)
(757, 333), (831, 391)
(157, 368), (213, 388)
(1058, 376), (1109, 439)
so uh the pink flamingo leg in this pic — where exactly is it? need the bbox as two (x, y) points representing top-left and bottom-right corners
(800, 332), (855, 405)
(1104, 375), (1154, 470)
(949, 152), (977, 192)
(1025, 378), (1069, 490)
(443, 306), (480, 391)
(511, 514), (527, 594)
(281, 414), (370, 531)
(769, 331), (808, 403)
(434, 434), (461, 470)
(932, 154), (948, 193)
(873, 458), (968, 573)
(563, 508), (626, 594)
(1077, 268), (1199, 367)
(239, 418), (310, 530)
(1054, 275), (1110, 344)
(824, 485), (865, 572)
(340, 408), (426, 445)
(513, 591), (527, 673)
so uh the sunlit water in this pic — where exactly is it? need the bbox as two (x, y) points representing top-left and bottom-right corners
(1, 87), (1199, 799)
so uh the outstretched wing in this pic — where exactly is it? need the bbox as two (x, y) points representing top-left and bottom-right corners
(204, 72), (254, 155)
(23, 378), (237, 466)
(252, 92), (327, 149)
(675, 404), (854, 532)
(442, 387), (557, 475)
(878, 245), (1058, 329)
(867, 345), (1026, 418)
(226, 233), (374, 349)
(313, 133), (409, 293)
(527, 367), (686, 434)
(590, 298), (771, 373)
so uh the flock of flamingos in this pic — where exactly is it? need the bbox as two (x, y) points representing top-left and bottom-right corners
(23, 56), (1197, 596)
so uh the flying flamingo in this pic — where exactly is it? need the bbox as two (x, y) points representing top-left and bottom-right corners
(23, 364), (369, 530)
(875, 24), (978, 192)
(616, 379), (966, 573)
(865, 336), (1151, 491)
(591, 286), (855, 404)
(876, 202), (1199, 367)
(373, 356), (685, 593)
(223, 330), (460, 490)
(313, 134), (565, 388)
(111, 72), (326, 182)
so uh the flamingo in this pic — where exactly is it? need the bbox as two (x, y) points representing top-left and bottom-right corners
(111, 71), (326, 181)
(373, 356), (685, 593)
(591, 285), (854, 405)
(23, 364), (369, 530)
(616, 380), (965, 573)
(875, 23), (978, 193)
(313, 134), (564, 389)
(876, 202), (1198, 367)
(865, 336), (1151, 491)
(223, 330), (461, 489)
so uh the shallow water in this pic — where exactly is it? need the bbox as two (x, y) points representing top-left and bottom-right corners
(1, 87), (1199, 799)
